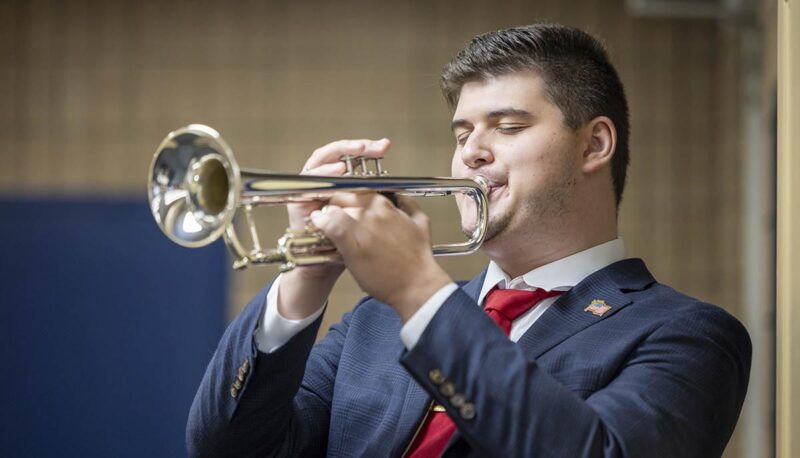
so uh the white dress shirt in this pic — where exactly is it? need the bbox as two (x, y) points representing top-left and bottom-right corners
(255, 239), (625, 353)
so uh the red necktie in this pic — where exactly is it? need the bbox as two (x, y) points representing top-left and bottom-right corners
(406, 287), (563, 458)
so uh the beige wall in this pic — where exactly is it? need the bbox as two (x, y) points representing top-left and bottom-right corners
(0, 1), (762, 456)
(777, 0), (799, 456)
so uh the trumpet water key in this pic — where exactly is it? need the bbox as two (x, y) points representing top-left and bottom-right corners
(148, 124), (489, 271)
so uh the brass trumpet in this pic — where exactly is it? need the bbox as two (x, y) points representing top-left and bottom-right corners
(147, 124), (489, 271)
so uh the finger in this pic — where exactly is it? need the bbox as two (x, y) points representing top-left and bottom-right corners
(310, 205), (359, 254)
(328, 192), (377, 209)
(305, 138), (390, 170)
(301, 161), (346, 176)
(305, 140), (365, 171)
(340, 205), (364, 221)
(329, 192), (396, 217)
(361, 138), (391, 157)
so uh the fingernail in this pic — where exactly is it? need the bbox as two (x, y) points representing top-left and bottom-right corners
(310, 210), (327, 225)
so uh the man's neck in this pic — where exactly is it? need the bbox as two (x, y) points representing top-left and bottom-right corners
(483, 226), (618, 279)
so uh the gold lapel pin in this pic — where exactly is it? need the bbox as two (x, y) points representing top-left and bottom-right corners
(584, 299), (612, 317)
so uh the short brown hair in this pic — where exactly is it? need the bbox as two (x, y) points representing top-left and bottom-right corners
(441, 24), (630, 207)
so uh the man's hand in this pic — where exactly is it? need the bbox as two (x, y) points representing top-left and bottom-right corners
(309, 193), (453, 322)
(278, 138), (391, 320)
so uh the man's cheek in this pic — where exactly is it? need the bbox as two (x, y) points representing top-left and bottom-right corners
(451, 153), (464, 177)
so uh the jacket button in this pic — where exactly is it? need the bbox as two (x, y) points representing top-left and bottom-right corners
(428, 369), (444, 384)
(242, 358), (250, 372)
(439, 381), (455, 397)
(459, 403), (475, 420)
(230, 387), (239, 398)
(450, 393), (465, 408)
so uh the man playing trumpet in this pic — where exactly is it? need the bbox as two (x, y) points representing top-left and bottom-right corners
(187, 23), (751, 457)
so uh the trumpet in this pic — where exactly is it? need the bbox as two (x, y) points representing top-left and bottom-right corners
(147, 124), (489, 271)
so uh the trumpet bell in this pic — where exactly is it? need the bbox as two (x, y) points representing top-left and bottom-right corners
(148, 124), (241, 247)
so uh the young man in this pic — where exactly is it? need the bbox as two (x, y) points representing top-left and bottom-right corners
(187, 24), (751, 457)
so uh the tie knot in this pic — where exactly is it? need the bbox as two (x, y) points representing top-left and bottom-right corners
(484, 287), (563, 323)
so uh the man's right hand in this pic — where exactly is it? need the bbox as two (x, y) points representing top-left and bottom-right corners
(277, 138), (391, 320)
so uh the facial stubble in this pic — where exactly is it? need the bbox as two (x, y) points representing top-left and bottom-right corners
(460, 163), (577, 244)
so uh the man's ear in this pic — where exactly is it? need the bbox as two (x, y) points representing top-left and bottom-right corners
(581, 116), (617, 174)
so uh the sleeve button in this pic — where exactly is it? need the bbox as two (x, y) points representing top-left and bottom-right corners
(439, 381), (455, 397)
(428, 369), (444, 384)
(459, 403), (475, 420)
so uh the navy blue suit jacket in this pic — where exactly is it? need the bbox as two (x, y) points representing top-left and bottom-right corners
(186, 259), (751, 457)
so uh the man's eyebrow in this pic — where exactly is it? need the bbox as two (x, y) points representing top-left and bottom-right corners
(451, 119), (470, 132)
(451, 108), (534, 131)
(486, 108), (533, 119)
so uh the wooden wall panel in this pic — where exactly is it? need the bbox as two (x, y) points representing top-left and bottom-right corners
(0, 1), (756, 456)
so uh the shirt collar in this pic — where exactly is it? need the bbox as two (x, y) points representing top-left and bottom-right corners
(477, 238), (626, 305)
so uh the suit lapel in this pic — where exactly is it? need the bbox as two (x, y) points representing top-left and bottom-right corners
(460, 268), (488, 302)
(518, 258), (655, 359)
(517, 279), (630, 359)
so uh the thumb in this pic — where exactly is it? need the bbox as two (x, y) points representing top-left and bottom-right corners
(310, 205), (359, 254)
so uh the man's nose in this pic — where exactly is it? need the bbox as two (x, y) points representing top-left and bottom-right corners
(460, 133), (494, 168)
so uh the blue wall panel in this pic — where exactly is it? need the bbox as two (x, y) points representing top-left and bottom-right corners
(0, 197), (227, 457)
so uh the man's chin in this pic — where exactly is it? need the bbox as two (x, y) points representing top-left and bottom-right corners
(460, 221), (478, 240)
(461, 220), (499, 245)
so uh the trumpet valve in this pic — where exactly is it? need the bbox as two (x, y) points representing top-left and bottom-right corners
(341, 155), (357, 175)
(340, 155), (388, 176)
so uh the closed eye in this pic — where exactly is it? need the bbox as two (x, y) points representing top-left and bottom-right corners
(496, 125), (527, 134)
